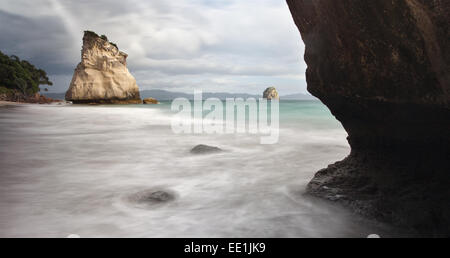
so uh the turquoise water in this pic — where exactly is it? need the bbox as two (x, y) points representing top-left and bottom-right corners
(0, 100), (398, 237)
(130, 99), (342, 129)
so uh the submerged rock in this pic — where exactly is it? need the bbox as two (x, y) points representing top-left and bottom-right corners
(143, 98), (159, 104)
(263, 87), (279, 100)
(127, 189), (176, 209)
(65, 31), (142, 104)
(190, 145), (223, 155)
(138, 191), (174, 203)
(287, 0), (450, 236)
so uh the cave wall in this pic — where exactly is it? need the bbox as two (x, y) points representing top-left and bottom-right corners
(286, 0), (450, 235)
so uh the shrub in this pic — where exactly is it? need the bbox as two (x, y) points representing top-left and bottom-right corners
(0, 86), (13, 95)
(109, 42), (118, 48)
(84, 31), (118, 49)
(0, 50), (52, 96)
(84, 30), (99, 38)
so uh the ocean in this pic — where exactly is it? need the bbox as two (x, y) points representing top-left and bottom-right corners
(0, 100), (398, 237)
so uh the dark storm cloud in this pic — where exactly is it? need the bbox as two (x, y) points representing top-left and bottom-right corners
(0, 9), (77, 75)
(0, 0), (307, 94)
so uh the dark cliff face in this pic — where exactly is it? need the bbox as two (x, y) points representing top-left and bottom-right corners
(286, 0), (449, 236)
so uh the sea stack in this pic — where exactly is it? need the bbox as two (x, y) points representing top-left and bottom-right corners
(65, 31), (142, 104)
(263, 87), (279, 100)
(287, 0), (450, 235)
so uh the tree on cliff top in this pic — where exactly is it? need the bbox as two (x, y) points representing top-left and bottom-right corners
(84, 30), (118, 49)
(0, 51), (52, 96)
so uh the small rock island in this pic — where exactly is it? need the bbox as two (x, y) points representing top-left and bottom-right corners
(65, 31), (142, 104)
(263, 87), (279, 100)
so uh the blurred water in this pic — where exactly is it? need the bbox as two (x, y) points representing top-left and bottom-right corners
(0, 101), (397, 237)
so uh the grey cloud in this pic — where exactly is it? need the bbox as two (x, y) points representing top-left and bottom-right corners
(0, 9), (77, 75)
(128, 57), (301, 76)
(0, 0), (307, 94)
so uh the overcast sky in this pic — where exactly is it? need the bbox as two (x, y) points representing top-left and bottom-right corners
(0, 0), (307, 95)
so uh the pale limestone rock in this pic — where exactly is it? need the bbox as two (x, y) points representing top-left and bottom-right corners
(65, 31), (141, 104)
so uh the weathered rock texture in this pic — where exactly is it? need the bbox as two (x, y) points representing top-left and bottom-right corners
(65, 31), (142, 104)
(287, 0), (450, 236)
(263, 87), (280, 100)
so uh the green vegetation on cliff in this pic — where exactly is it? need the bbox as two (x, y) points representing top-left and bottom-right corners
(0, 51), (52, 96)
(84, 30), (118, 49)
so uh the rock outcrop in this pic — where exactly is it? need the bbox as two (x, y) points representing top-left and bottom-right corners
(287, 0), (450, 236)
(65, 31), (142, 104)
(143, 97), (159, 104)
(127, 189), (176, 209)
(263, 87), (279, 100)
(190, 145), (223, 155)
(0, 92), (62, 104)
